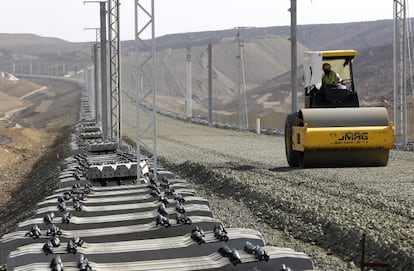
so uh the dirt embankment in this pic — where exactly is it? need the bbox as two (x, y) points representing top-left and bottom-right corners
(0, 128), (58, 205)
(0, 127), (73, 235)
(0, 76), (80, 236)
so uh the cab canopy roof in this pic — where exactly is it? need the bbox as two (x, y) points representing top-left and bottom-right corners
(305, 50), (358, 59)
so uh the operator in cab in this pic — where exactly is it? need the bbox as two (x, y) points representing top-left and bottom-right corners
(321, 62), (342, 88)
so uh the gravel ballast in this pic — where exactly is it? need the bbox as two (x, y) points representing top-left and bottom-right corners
(122, 106), (414, 271)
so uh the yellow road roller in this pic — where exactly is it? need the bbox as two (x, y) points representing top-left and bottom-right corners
(285, 50), (394, 167)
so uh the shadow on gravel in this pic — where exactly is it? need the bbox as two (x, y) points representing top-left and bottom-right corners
(231, 165), (255, 171)
(268, 166), (299, 172)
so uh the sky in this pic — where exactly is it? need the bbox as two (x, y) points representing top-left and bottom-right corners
(0, 0), (407, 42)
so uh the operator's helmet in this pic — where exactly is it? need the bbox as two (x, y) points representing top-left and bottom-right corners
(322, 63), (331, 71)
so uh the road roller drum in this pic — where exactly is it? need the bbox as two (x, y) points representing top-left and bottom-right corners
(298, 107), (390, 127)
(286, 107), (394, 168)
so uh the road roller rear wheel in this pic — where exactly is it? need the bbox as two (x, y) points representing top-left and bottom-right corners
(285, 113), (300, 167)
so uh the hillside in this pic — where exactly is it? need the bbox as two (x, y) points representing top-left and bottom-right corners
(244, 41), (401, 115)
(0, 18), (412, 118)
(0, 33), (85, 53)
(121, 19), (412, 116)
(121, 35), (308, 114)
(0, 34), (90, 76)
(0, 72), (43, 126)
(128, 18), (408, 51)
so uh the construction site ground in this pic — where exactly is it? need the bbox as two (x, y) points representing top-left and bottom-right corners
(1, 78), (413, 271)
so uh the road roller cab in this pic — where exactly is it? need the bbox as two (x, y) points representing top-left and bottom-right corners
(303, 50), (359, 108)
(285, 50), (395, 168)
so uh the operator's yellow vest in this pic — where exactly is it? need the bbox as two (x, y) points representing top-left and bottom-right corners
(323, 72), (336, 85)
